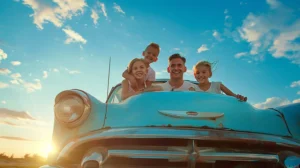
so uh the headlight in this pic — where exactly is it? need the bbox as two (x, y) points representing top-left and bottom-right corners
(54, 90), (91, 128)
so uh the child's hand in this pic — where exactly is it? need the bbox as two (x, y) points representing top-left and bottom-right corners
(128, 76), (138, 90)
(236, 94), (247, 102)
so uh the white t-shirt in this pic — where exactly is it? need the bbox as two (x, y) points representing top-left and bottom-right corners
(199, 82), (222, 94)
(160, 81), (201, 91)
(145, 66), (155, 82)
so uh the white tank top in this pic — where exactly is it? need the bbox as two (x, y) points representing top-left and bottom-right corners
(200, 82), (222, 94)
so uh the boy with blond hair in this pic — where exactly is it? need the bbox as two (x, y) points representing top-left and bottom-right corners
(122, 42), (160, 89)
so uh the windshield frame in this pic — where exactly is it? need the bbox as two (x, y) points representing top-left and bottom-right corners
(105, 79), (199, 103)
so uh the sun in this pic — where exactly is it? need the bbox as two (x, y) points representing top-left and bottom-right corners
(40, 143), (55, 158)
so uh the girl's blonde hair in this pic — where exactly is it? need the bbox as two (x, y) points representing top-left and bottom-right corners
(127, 58), (147, 74)
(193, 61), (213, 74)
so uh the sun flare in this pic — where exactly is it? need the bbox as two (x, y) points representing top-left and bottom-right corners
(41, 143), (54, 157)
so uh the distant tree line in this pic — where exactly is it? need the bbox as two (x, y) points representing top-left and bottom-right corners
(0, 152), (46, 163)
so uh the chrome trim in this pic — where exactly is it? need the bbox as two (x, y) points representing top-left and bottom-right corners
(108, 149), (187, 160)
(39, 165), (63, 168)
(105, 148), (278, 163)
(56, 128), (300, 161)
(197, 148), (278, 162)
(54, 89), (91, 128)
(158, 110), (224, 119)
(81, 147), (105, 167)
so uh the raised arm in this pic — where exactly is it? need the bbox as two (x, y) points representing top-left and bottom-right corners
(220, 83), (247, 101)
(122, 69), (137, 89)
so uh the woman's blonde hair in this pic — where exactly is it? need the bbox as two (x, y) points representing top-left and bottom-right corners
(193, 61), (213, 74)
(127, 58), (147, 74)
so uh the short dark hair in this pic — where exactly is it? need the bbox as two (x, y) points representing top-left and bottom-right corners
(169, 53), (186, 63)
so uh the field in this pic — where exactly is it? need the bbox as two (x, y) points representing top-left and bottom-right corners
(0, 153), (46, 168)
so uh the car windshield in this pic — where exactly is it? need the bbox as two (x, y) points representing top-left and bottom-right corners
(106, 80), (199, 103)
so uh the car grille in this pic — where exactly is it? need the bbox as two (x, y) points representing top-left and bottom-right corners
(57, 138), (288, 168)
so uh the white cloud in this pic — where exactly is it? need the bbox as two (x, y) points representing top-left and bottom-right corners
(234, 52), (248, 58)
(0, 68), (11, 75)
(1, 101), (6, 104)
(23, 79), (42, 93)
(130, 16), (135, 20)
(197, 44), (209, 53)
(97, 2), (107, 19)
(10, 80), (20, 85)
(0, 108), (48, 128)
(290, 80), (300, 88)
(0, 49), (8, 62)
(43, 71), (48, 79)
(11, 73), (21, 79)
(224, 9), (228, 14)
(22, 0), (87, 29)
(186, 69), (194, 76)
(268, 21), (300, 63)
(91, 9), (99, 25)
(0, 108), (35, 120)
(297, 91), (300, 95)
(113, 3), (125, 15)
(237, 0), (300, 64)
(266, 0), (281, 9)
(293, 99), (300, 103)
(254, 97), (291, 109)
(53, 68), (59, 72)
(65, 68), (81, 74)
(11, 61), (21, 66)
(80, 45), (83, 50)
(69, 70), (81, 74)
(62, 27), (87, 44)
(0, 82), (9, 88)
(213, 30), (223, 41)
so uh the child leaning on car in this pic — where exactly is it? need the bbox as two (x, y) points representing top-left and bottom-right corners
(122, 43), (160, 89)
(121, 58), (161, 100)
(193, 61), (247, 102)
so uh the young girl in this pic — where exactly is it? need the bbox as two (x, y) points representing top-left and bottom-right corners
(121, 58), (160, 100)
(193, 61), (247, 101)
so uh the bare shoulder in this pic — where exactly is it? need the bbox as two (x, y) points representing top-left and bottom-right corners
(122, 79), (129, 85)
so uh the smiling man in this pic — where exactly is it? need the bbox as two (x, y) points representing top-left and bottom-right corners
(160, 53), (200, 91)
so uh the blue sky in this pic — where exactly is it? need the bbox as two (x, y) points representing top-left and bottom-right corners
(0, 0), (300, 157)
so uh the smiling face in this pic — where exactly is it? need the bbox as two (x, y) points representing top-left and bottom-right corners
(130, 60), (148, 80)
(142, 46), (159, 64)
(168, 58), (186, 80)
(194, 65), (212, 84)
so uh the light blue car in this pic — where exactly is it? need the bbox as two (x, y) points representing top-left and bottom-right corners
(41, 80), (300, 168)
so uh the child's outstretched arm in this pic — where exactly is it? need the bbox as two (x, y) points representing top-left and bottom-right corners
(121, 80), (141, 100)
(220, 83), (247, 101)
(122, 69), (137, 90)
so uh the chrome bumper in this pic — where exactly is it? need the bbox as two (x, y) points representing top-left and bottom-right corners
(46, 127), (300, 168)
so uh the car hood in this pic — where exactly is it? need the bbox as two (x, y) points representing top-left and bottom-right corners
(104, 91), (291, 137)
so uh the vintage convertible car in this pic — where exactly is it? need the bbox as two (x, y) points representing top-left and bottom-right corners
(41, 80), (300, 168)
